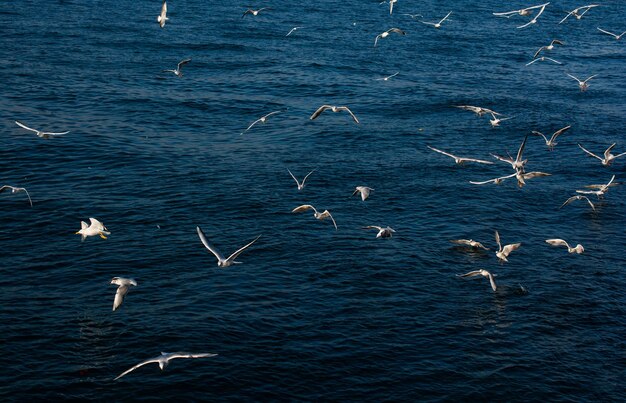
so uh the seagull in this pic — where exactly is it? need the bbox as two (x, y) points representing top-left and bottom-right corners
(157, 1), (168, 28)
(374, 28), (406, 47)
(76, 218), (110, 241)
(492, 135), (528, 172)
(114, 352), (218, 380)
(526, 56), (562, 66)
(493, 3), (549, 18)
(242, 7), (269, 18)
(196, 226), (260, 267)
(292, 205), (337, 230)
(559, 4), (599, 24)
(421, 11), (452, 29)
(375, 72), (399, 81)
(110, 277), (137, 312)
(352, 186), (374, 201)
(310, 105), (359, 124)
(517, 3), (549, 29)
(533, 39), (564, 58)
(15, 120), (69, 139)
(162, 58), (191, 77)
(559, 195), (595, 211)
(489, 112), (513, 127)
(427, 146), (494, 165)
(241, 111), (282, 134)
(0, 185), (33, 207)
(454, 105), (501, 117)
(469, 173), (517, 185)
(532, 125), (571, 150)
(578, 143), (625, 166)
(545, 239), (584, 254)
(286, 26), (303, 36)
(495, 230), (521, 263)
(457, 269), (497, 292)
(382, 0), (397, 15)
(363, 226), (396, 238)
(450, 239), (489, 250)
(575, 175), (616, 199)
(402, 13), (423, 19)
(597, 28), (626, 40)
(287, 169), (316, 190)
(514, 170), (551, 188)
(567, 73), (597, 92)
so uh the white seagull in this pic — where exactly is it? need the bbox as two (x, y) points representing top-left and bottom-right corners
(196, 226), (260, 267)
(375, 72), (399, 81)
(493, 3), (549, 18)
(454, 105), (501, 117)
(597, 28), (626, 40)
(559, 195), (595, 211)
(450, 239), (489, 250)
(310, 105), (359, 124)
(559, 4), (599, 24)
(469, 173), (517, 185)
(575, 175), (616, 199)
(402, 13), (423, 19)
(514, 170), (551, 188)
(157, 1), (168, 28)
(492, 135), (528, 172)
(15, 120), (69, 139)
(76, 218), (110, 241)
(495, 230), (521, 263)
(114, 352), (218, 380)
(241, 110), (282, 134)
(533, 39), (564, 58)
(286, 26), (303, 36)
(526, 56), (562, 66)
(517, 3), (549, 29)
(546, 239), (584, 254)
(421, 11), (452, 29)
(489, 112), (514, 127)
(374, 28), (406, 47)
(578, 143), (625, 166)
(287, 169), (316, 190)
(163, 58), (191, 77)
(110, 277), (137, 312)
(458, 269), (497, 292)
(532, 125), (571, 150)
(352, 186), (374, 201)
(292, 205), (337, 230)
(427, 146), (494, 165)
(364, 225), (396, 238)
(0, 185), (33, 207)
(567, 73), (597, 92)
(242, 7), (270, 18)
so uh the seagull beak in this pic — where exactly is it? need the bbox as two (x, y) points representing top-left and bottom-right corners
(75, 231), (81, 235)
(99, 233), (108, 239)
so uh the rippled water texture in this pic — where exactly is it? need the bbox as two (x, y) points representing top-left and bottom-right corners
(0, 0), (625, 400)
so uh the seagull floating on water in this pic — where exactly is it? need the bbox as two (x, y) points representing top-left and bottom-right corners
(495, 230), (521, 263)
(292, 205), (337, 230)
(76, 218), (110, 241)
(352, 186), (374, 201)
(196, 226), (260, 267)
(241, 111), (282, 134)
(532, 125), (571, 150)
(421, 12), (452, 29)
(533, 39), (564, 58)
(458, 269), (497, 292)
(545, 239), (584, 254)
(110, 277), (137, 312)
(157, 1), (168, 28)
(597, 28), (626, 40)
(288, 169), (315, 190)
(310, 105), (359, 124)
(242, 7), (270, 18)
(450, 239), (489, 250)
(578, 143), (625, 166)
(559, 195), (596, 211)
(567, 73), (597, 92)
(364, 226), (395, 238)
(374, 28), (406, 47)
(114, 352), (217, 380)
(427, 146), (494, 165)
(163, 59), (191, 77)
(0, 185), (33, 207)
(15, 121), (69, 139)
(559, 4), (599, 24)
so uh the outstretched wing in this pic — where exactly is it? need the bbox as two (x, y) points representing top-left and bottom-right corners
(15, 121), (38, 133)
(546, 239), (568, 248)
(310, 105), (331, 120)
(502, 243), (521, 256)
(177, 58), (192, 70)
(550, 125), (571, 142)
(578, 144), (602, 160)
(114, 358), (159, 380)
(196, 226), (225, 262)
(337, 106), (359, 124)
(225, 235), (261, 264)
(439, 11), (452, 24)
(287, 169), (301, 186)
(486, 271), (497, 292)
(292, 204), (316, 213)
(301, 169), (316, 185)
(494, 230), (502, 251)
(113, 285), (129, 311)
(458, 270), (482, 278)
(168, 352), (218, 360)
(427, 146), (457, 160)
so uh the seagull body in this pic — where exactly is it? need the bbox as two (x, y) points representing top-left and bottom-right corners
(374, 28), (406, 47)
(493, 3), (549, 18)
(157, 1), (168, 28)
(450, 239), (489, 250)
(567, 73), (597, 92)
(196, 227), (260, 267)
(427, 145), (494, 165)
(578, 143), (625, 166)
(575, 175), (616, 199)
(458, 269), (497, 292)
(597, 28), (626, 40)
(15, 120), (69, 139)
(76, 218), (110, 241)
(163, 58), (191, 77)
(242, 7), (269, 18)
(526, 56), (562, 66)
(492, 135), (528, 172)
(288, 169), (315, 190)
(376, 72), (399, 81)
(286, 26), (303, 36)
(534, 39), (564, 58)
(352, 186), (374, 201)
(560, 195), (595, 211)
(469, 173), (517, 185)
(292, 205), (337, 230)
(241, 111), (282, 134)
(454, 105), (501, 117)
(114, 352), (217, 380)
(559, 4), (599, 24)
(0, 185), (33, 207)
(110, 277), (137, 311)
(489, 112), (513, 127)
(532, 125), (571, 150)
(421, 11), (452, 28)
(310, 105), (359, 124)
(517, 3), (549, 29)
(364, 225), (395, 238)
(546, 239), (584, 254)
(495, 230), (521, 262)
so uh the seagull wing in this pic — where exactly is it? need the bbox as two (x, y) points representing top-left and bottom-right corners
(167, 352), (218, 360)
(20, 188), (33, 207)
(492, 10), (519, 17)
(578, 144), (602, 160)
(550, 125), (571, 142)
(301, 169), (316, 185)
(532, 131), (549, 143)
(196, 226), (225, 262)
(583, 74), (597, 84)
(292, 204), (316, 214)
(495, 230), (502, 251)
(450, 239), (472, 246)
(420, 21), (437, 27)
(287, 169), (301, 187)
(337, 106), (359, 124)
(310, 105), (331, 120)
(462, 157), (494, 165)
(365, 225), (384, 231)
(567, 73), (581, 83)
(113, 285), (129, 311)
(439, 11), (452, 24)
(469, 178), (497, 185)
(597, 27), (616, 37)
(533, 46), (546, 58)
(491, 154), (514, 164)
(458, 270), (482, 278)
(177, 58), (192, 70)
(522, 172), (551, 179)
(544, 57), (562, 64)
(242, 118), (262, 134)
(502, 243), (521, 256)
(326, 211), (338, 230)
(114, 358), (160, 380)
(388, 28), (406, 35)
(516, 135), (528, 165)
(603, 143), (616, 159)
(526, 58), (540, 66)
(559, 11), (575, 24)
(605, 175), (616, 188)
(14, 121), (38, 133)
(427, 146), (457, 160)
(486, 271), (497, 292)
(225, 235), (261, 264)
(41, 130), (69, 136)
(546, 239), (569, 248)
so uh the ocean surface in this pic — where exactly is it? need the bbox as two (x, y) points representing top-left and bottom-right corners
(1, 0), (625, 400)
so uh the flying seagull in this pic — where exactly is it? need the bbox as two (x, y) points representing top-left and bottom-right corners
(492, 135), (528, 172)
(559, 4), (599, 24)
(559, 195), (595, 211)
(469, 173), (517, 185)
(578, 143), (625, 166)
(489, 112), (514, 127)
(163, 58), (191, 77)
(76, 218), (110, 241)
(286, 26), (303, 36)
(196, 226), (260, 267)
(374, 28), (406, 47)
(292, 205), (337, 230)
(0, 185), (33, 207)
(376, 72), (399, 81)
(457, 269), (497, 292)
(567, 73), (597, 92)
(114, 352), (218, 380)
(450, 239), (489, 250)
(575, 175), (616, 199)
(310, 105), (359, 124)
(15, 120), (69, 139)
(526, 56), (562, 66)
(421, 11), (452, 29)
(493, 3), (549, 18)
(495, 230), (521, 263)
(454, 105), (501, 117)
(596, 28), (626, 40)
(402, 13), (423, 19)
(157, 1), (168, 28)
(517, 3), (548, 29)
(363, 225), (396, 238)
(427, 145), (494, 165)
(532, 125), (571, 150)
(545, 239), (584, 254)
(242, 7), (270, 18)
(241, 111), (282, 134)
(287, 169), (316, 190)
(110, 277), (137, 311)
(534, 39), (564, 58)
(352, 186), (374, 201)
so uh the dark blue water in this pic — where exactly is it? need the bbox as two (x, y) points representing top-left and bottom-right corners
(1, 0), (625, 400)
